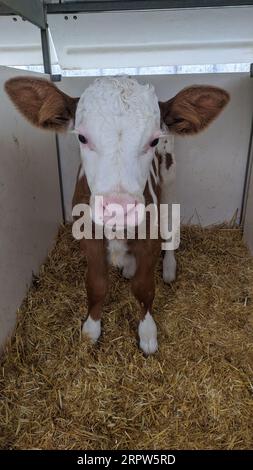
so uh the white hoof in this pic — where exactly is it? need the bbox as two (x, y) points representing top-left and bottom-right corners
(163, 251), (177, 283)
(122, 254), (136, 279)
(138, 312), (158, 355)
(82, 316), (101, 343)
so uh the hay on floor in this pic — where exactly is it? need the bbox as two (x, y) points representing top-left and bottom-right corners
(0, 225), (253, 450)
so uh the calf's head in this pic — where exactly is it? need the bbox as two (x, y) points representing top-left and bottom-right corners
(5, 76), (229, 226)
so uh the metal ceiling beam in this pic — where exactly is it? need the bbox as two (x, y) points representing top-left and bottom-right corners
(0, 0), (46, 28)
(46, 0), (253, 14)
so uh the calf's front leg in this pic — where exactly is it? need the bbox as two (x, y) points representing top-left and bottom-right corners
(131, 241), (159, 355)
(82, 240), (108, 343)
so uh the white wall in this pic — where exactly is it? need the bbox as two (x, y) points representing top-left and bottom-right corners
(57, 73), (253, 226)
(0, 67), (62, 351)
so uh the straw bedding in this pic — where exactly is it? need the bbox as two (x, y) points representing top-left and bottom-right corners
(1, 224), (253, 450)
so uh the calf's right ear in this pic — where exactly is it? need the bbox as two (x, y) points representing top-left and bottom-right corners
(5, 76), (79, 132)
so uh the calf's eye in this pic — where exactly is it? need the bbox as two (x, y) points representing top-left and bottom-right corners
(150, 138), (159, 147)
(78, 134), (88, 144)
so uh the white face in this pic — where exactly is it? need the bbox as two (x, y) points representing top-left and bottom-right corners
(74, 77), (162, 226)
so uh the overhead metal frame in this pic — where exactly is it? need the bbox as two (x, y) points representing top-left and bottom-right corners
(40, 26), (52, 75)
(0, 0), (46, 28)
(46, 0), (253, 14)
(1, 0), (252, 76)
(0, 2), (50, 73)
(39, 16), (67, 222)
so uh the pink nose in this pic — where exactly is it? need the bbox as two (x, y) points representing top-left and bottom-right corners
(101, 194), (141, 227)
(103, 194), (137, 215)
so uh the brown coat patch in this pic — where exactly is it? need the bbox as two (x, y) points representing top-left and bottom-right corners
(72, 166), (91, 208)
(165, 152), (173, 169)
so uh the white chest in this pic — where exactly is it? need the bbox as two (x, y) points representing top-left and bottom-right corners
(107, 239), (128, 268)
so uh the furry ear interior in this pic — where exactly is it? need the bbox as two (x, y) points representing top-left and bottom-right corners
(159, 85), (230, 135)
(5, 77), (79, 131)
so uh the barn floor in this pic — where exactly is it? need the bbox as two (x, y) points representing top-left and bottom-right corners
(1, 225), (253, 450)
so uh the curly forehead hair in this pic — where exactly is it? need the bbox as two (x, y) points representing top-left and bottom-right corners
(76, 76), (160, 121)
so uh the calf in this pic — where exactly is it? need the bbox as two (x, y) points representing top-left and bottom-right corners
(5, 76), (229, 354)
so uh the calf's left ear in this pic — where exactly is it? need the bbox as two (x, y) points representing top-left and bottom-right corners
(5, 76), (79, 132)
(159, 85), (230, 135)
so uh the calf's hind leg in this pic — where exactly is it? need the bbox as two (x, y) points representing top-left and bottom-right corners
(160, 152), (177, 284)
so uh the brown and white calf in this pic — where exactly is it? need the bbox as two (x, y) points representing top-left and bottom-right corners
(5, 76), (229, 354)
